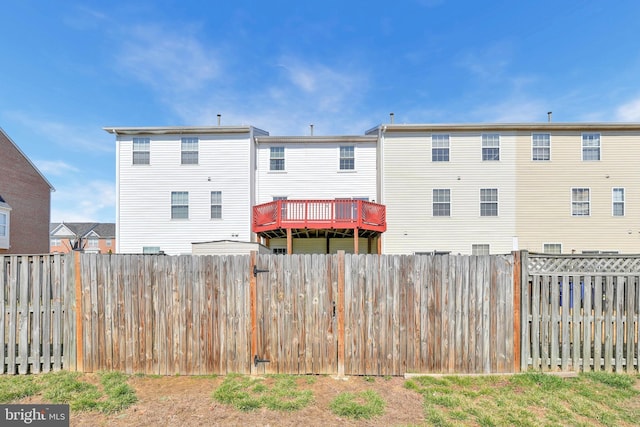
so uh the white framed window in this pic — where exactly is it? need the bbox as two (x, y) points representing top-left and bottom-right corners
(480, 188), (498, 216)
(143, 246), (161, 254)
(181, 137), (198, 164)
(50, 238), (61, 246)
(0, 212), (6, 237)
(211, 191), (222, 219)
(432, 134), (450, 162)
(0, 199), (11, 249)
(571, 188), (590, 216)
(106, 239), (112, 247)
(543, 243), (562, 254)
(171, 191), (189, 219)
(612, 188), (624, 216)
(273, 196), (288, 219)
(432, 189), (450, 216)
(132, 137), (150, 165)
(532, 133), (550, 161)
(270, 146), (285, 171)
(482, 134), (500, 161)
(582, 133), (600, 161)
(339, 146), (355, 170)
(472, 244), (490, 255)
(87, 238), (99, 249)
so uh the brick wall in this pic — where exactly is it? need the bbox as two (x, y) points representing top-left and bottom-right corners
(0, 131), (51, 254)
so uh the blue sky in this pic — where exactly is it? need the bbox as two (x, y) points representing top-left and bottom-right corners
(2, 1), (640, 223)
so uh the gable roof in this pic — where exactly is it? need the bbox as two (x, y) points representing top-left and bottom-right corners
(50, 222), (115, 238)
(0, 127), (55, 191)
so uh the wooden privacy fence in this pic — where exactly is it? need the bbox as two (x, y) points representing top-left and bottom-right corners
(0, 254), (75, 374)
(2, 251), (638, 376)
(521, 252), (640, 373)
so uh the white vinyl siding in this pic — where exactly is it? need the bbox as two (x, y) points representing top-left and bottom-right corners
(256, 140), (376, 205)
(382, 131), (516, 255)
(116, 131), (256, 254)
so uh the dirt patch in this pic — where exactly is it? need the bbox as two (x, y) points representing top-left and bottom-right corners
(69, 374), (425, 426)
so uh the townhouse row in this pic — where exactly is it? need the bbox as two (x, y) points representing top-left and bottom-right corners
(105, 122), (640, 255)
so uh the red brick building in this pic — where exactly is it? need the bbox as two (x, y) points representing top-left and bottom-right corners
(0, 128), (54, 254)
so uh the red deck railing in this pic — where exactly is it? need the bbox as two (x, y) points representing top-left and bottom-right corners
(253, 200), (386, 233)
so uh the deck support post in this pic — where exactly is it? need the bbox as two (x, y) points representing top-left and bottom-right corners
(286, 228), (292, 255)
(353, 228), (359, 254)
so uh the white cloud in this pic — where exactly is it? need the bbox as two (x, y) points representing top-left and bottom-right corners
(118, 25), (220, 93)
(51, 180), (115, 223)
(615, 97), (640, 121)
(33, 160), (80, 176)
(4, 111), (113, 153)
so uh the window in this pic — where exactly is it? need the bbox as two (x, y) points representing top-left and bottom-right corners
(270, 146), (285, 171)
(543, 243), (562, 254)
(532, 133), (550, 161)
(87, 238), (99, 249)
(143, 246), (161, 254)
(211, 191), (222, 219)
(571, 188), (590, 216)
(0, 212), (6, 237)
(171, 191), (189, 219)
(339, 146), (355, 170)
(432, 134), (450, 162)
(51, 238), (61, 246)
(106, 239), (112, 247)
(482, 134), (500, 161)
(472, 244), (490, 255)
(582, 133), (600, 161)
(480, 189), (498, 216)
(272, 248), (287, 255)
(132, 137), (150, 165)
(612, 188), (624, 216)
(432, 189), (451, 216)
(181, 137), (198, 164)
(273, 196), (288, 219)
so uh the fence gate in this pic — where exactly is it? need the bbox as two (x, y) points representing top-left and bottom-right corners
(522, 252), (640, 372)
(252, 253), (338, 375)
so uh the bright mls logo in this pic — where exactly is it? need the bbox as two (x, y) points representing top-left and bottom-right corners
(0, 405), (69, 426)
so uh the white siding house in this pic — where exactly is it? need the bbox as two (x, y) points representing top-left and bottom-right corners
(374, 124), (517, 255)
(106, 126), (267, 255)
(254, 135), (379, 253)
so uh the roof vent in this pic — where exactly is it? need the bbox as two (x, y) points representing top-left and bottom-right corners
(547, 111), (552, 122)
(217, 114), (221, 126)
(390, 112), (395, 124)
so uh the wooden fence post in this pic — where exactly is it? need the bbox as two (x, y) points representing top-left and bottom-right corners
(249, 251), (258, 375)
(512, 251), (521, 373)
(74, 251), (83, 373)
(337, 250), (345, 377)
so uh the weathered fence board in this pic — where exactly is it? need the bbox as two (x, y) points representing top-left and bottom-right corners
(4, 251), (638, 377)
